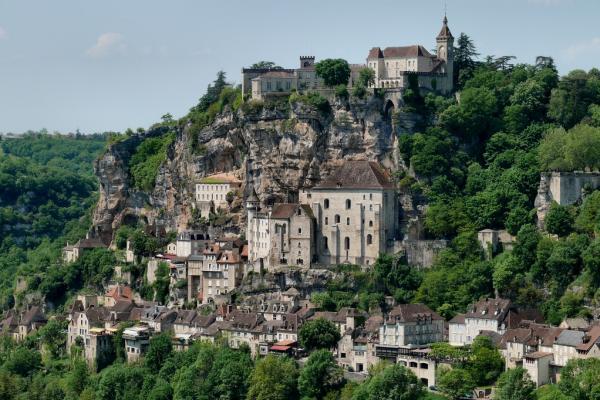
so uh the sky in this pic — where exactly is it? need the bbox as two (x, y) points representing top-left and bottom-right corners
(0, 0), (599, 134)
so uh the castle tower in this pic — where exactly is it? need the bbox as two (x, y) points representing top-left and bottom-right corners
(436, 15), (454, 91)
(299, 56), (315, 69)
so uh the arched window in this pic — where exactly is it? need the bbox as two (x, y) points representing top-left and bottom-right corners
(344, 237), (350, 250)
(345, 199), (351, 209)
(369, 220), (373, 227)
(324, 199), (330, 209)
(367, 234), (373, 245)
(335, 215), (340, 224)
(323, 236), (328, 250)
(346, 217), (350, 225)
(325, 217), (328, 225)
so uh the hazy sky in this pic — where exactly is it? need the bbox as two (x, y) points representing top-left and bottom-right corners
(1, 0), (599, 134)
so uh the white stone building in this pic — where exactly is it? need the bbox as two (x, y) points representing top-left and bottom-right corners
(378, 304), (444, 349)
(299, 160), (399, 266)
(195, 173), (242, 218)
(366, 16), (454, 93)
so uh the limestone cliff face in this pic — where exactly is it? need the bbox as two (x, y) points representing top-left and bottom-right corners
(92, 96), (402, 243)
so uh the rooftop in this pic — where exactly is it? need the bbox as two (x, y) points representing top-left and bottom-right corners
(314, 161), (394, 190)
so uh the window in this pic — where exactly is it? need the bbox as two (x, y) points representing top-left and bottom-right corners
(344, 237), (350, 250)
(335, 215), (340, 224)
(345, 199), (351, 209)
(346, 217), (350, 225)
(369, 193), (373, 200)
(323, 237), (328, 250)
(369, 220), (373, 227)
(325, 217), (328, 225)
(297, 208), (302, 216)
(324, 199), (329, 209)
(367, 234), (373, 245)
(298, 227), (302, 234)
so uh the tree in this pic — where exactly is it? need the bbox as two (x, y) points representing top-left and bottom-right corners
(468, 336), (505, 385)
(453, 33), (479, 88)
(545, 202), (574, 237)
(4, 346), (42, 376)
(250, 61), (281, 69)
(575, 191), (600, 234)
(145, 333), (173, 372)
(557, 358), (600, 399)
(357, 68), (375, 88)
(38, 318), (67, 359)
(437, 367), (475, 400)
(315, 59), (351, 87)
(65, 359), (90, 396)
(494, 368), (535, 400)
(196, 71), (229, 113)
(298, 350), (344, 400)
(351, 363), (425, 400)
(247, 355), (299, 400)
(298, 318), (341, 351)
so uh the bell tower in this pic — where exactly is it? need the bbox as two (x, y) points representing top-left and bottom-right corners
(436, 15), (454, 91)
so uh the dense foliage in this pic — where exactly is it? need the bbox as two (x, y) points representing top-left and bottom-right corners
(0, 132), (106, 309)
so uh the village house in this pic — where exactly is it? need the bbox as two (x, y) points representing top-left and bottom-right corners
(123, 325), (151, 363)
(378, 304), (444, 350)
(450, 298), (544, 346)
(62, 235), (106, 263)
(14, 306), (47, 342)
(299, 161), (399, 267)
(199, 243), (243, 304)
(195, 173), (242, 218)
(222, 311), (266, 356)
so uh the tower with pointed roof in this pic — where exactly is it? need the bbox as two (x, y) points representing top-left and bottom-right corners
(436, 15), (454, 89)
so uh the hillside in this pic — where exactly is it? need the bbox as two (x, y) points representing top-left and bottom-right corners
(0, 132), (107, 308)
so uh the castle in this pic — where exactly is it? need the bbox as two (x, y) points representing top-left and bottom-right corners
(241, 16), (454, 100)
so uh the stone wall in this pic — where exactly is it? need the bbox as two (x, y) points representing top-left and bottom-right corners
(535, 172), (600, 227)
(402, 239), (447, 268)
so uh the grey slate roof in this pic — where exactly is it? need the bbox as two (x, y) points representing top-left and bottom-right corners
(556, 330), (585, 347)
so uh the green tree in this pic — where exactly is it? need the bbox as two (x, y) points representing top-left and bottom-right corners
(575, 191), (600, 234)
(247, 355), (299, 400)
(557, 358), (600, 399)
(468, 336), (505, 386)
(315, 59), (351, 87)
(351, 363), (425, 400)
(453, 33), (479, 88)
(298, 350), (344, 400)
(38, 318), (67, 359)
(4, 347), (42, 377)
(145, 333), (173, 372)
(298, 318), (341, 351)
(545, 202), (574, 237)
(250, 61), (281, 69)
(437, 367), (476, 400)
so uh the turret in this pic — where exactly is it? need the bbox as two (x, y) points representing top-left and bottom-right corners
(436, 15), (454, 91)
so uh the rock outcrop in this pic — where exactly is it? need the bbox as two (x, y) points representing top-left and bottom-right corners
(92, 96), (401, 241)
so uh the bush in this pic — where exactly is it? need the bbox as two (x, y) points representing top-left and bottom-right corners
(335, 84), (349, 99)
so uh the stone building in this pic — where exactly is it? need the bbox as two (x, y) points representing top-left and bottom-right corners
(378, 304), (444, 349)
(246, 189), (271, 271)
(195, 173), (242, 218)
(199, 244), (243, 304)
(299, 160), (399, 266)
(123, 325), (151, 363)
(242, 56), (322, 100)
(366, 16), (454, 93)
(175, 231), (211, 258)
(62, 235), (106, 263)
(268, 203), (314, 268)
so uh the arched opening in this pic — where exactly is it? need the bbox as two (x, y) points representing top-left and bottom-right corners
(369, 220), (373, 227)
(324, 199), (330, 209)
(367, 234), (373, 245)
(384, 99), (395, 118)
(335, 215), (340, 224)
(344, 237), (350, 250)
(345, 199), (351, 209)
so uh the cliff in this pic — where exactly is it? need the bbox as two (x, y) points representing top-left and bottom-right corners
(92, 95), (430, 251)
